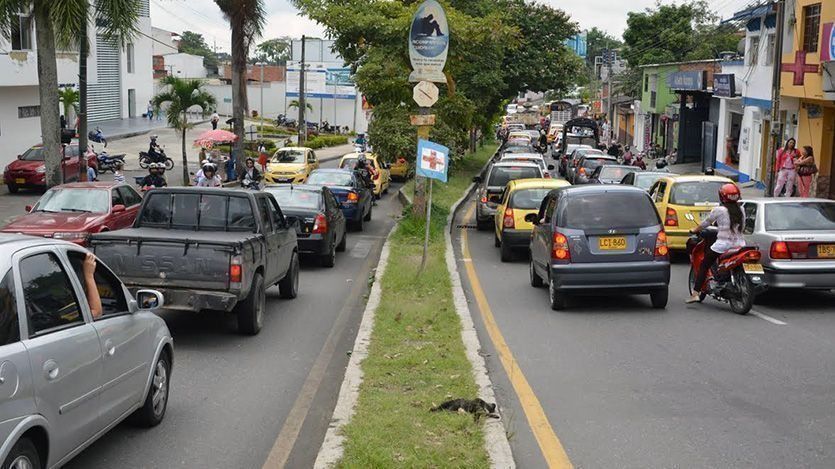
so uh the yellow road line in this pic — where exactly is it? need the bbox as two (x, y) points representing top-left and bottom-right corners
(460, 203), (573, 469)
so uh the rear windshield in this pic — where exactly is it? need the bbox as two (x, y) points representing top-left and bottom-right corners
(487, 166), (542, 187)
(765, 202), (835, 231)
(599, 167), (635, 180)
(582, 157), (615, 170)
(138, 193), (256, 231)
(268, 189), (322, 210)
(307, 171), (354, 187)
(510, 188), (553, 210)
(562, 192), (659, 230)
(273, 149), (305, 164)
(339, 157), (376, 170)
(635, 174), (664, 190)
(670, 181), (726, 206)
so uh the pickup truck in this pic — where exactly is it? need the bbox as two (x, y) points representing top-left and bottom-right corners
(90, 187), (299, 335)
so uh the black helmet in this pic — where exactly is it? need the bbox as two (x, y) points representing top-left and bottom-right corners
(656, 159), (668, 169)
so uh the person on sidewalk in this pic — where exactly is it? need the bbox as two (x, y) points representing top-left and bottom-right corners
(795, 145), (818, 198)
(773, 138), (799, 197)
(257, 143), (269, 172)
(211, 112), (220, 130)
(147, 101), (154, 121)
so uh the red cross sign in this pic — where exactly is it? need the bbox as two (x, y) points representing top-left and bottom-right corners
(781, 51), (819, 86)
(422, 149), (443, 170)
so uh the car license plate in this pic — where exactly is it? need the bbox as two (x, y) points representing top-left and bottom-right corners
(743, 263), (764, 274)
(278, 178), (291, 183)
(598, 236), (627, 250)
(817, 244), (835, 258)
(14, 178), (25, 184)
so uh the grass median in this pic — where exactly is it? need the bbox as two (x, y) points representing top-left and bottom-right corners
(337, 144), (496, 468)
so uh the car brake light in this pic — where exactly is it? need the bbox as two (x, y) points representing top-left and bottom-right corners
(312, 213), (328, 234)
(665, 208), (678, 227)
(654, 231), (669, 258)
(770, 241), (790, 259)
(503, 208), (515, 229)
(347, 191), (359, 203)
(230, 255), (243, 284)
(551, 232), (570, 262)
(770, 241), (809, 259)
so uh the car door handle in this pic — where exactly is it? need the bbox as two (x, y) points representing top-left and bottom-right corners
(104, 339), (116, 357)
(43, 360), (59, 381)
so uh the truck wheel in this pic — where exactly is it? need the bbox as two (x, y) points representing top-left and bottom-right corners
(237, 272), (265, 335)
(3, 437), (40, 469)
(130, 351), (171, 426)
(336, 231), (347, 252)
(279, 253), (299, 299)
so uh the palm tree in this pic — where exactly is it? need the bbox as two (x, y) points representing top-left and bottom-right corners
(214, 0), (266, 171)
(0, 0), (138, 187)
(152, 76), (217, 185)
(58, 87), (79, 123)
(288, 99), (313, 112)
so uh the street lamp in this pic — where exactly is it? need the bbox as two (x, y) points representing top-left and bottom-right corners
(256, 62), (265, 139)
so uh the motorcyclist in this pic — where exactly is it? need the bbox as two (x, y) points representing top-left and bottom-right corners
(239, 157), (262, 189)
(140, 163), (167, 191)
(353, 154), (375, 189)
(147, 135), (162, 162)
(538, 130), (548, 153)
(633, 152), (647, 170)
(196, 162), (222, 187)
(354, 133), (368, 151)
(686, 184), (745, 304)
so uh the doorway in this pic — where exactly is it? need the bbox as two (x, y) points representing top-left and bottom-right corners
(128, 89), (136, 118)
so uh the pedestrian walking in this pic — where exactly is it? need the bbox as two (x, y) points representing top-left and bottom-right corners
(257, 142), (268, 172)
(211, 112), (220, 130)
(147, 101), (154, 121)
(795, 145), (818, 198)
(773, 138), (799, 197)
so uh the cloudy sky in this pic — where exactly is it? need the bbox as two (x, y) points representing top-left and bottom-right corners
(151, 0), (744, 53)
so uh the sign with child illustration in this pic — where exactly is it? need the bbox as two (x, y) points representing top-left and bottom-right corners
(408, 0), (449, 83)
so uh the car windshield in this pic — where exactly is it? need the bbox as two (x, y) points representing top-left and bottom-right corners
(563, 192), (659, 230)
(34, 188), (109, 213)
(670, 181), (726, 206)
(503, 146), (532, 154)
(20, 147), (45, 161)
(599, 167), (635, 180)
(269, 189), (321, 210)
(307, 172), (354, 187)
(635, 174), (664, 190)
(339, 157), (376, 170)
(487, 166), (542, 187)
(510, 188), (553, 210)
(765, 202), (835, 231)
(273, 150), (305, 164)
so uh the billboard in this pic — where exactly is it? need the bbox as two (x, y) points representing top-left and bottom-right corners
(286, 64), (357, 100)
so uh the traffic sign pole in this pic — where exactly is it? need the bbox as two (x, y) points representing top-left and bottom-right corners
(420, 178), (433, 272)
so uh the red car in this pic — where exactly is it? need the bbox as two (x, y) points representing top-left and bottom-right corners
(3, 144), (97, 193)
(1, 182), (143, 245)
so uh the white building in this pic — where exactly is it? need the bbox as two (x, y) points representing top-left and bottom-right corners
(151, 26), (179, 56)
(160, 53), (207, 79)
(0, 0), (154, 166)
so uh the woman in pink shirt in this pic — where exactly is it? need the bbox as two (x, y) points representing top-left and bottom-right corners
(773, 138), (799, 197)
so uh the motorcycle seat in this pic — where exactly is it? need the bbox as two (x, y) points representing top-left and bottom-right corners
(718, 246), (756, 261)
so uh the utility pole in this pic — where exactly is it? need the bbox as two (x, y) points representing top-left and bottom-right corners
(259, 62), (265, 138)
(607, 48), (614, 145)
(298, 35), (307, 144)
(765, 0), (786, 195)
(77, 17), (88, 181)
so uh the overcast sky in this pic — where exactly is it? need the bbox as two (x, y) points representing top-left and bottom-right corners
(150, 0), (743, 53)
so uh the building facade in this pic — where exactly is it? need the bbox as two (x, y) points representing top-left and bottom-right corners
(639, 64), (680, 154)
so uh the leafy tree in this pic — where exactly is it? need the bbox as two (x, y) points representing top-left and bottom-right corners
(585, 27), (623, 76)
(288, 99), (313, 112)
(215, 0), (266, 170)
(152, 76), (217, 185)
(179, 31), (219, 72)
(58, 87), (79, 123)
(251, 37), (291, 65)
(0, 0), (138, 187)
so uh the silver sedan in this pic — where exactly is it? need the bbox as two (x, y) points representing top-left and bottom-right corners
(0, 235), (172, 468)
(741, 198), (835, 289)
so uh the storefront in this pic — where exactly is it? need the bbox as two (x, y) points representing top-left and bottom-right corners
(668, 70), (714, 164)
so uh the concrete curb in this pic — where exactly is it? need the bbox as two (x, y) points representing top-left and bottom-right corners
(313, 224), (398, 469)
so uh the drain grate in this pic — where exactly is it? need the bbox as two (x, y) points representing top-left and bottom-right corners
(457, 224), (478, 230)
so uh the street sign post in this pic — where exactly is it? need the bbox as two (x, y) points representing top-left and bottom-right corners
(413, 81), (440, 108)
(416, 139), (450, 271)
(408, 0), (449, 83)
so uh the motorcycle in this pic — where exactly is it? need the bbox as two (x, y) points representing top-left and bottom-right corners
(88, 127), (107, 147)
(139, 146), (174, 171)
(276, 114), (297, 128)
(241, 177), (261, 191)
(95, 150), (126, 174)
(687, 227), (766, 315)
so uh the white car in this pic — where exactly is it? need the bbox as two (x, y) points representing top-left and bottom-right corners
(500, 153), (555, 178)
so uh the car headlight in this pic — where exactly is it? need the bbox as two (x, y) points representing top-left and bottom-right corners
(36, 166), (46, 173)
(53, 232), (90, 241)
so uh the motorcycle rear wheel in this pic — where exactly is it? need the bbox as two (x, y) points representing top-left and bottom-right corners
(139, 156), (150, 169)
(164, 158), (175, 171)
(687, 267), (707, 303)
(729, 269), (753, 315)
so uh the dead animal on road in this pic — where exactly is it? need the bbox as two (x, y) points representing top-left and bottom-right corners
(430, 398), (499, 422)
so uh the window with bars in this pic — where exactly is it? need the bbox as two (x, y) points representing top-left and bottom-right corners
(802, 3), (821, 53)
(127, 43), (135, 73)
(748, 36), (760, 66)
(765, 33), (775, 66)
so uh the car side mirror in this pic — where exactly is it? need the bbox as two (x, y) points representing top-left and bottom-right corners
(524, 213), (539, 224)
(112, 204), (126, 213)
(135, 289), (164, 311)
(472, 176), (482, 184)
(24, 205), (32, 212)
(16, 154), (22, 160)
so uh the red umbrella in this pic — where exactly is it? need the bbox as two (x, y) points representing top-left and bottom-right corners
(193, 129), (238, 149)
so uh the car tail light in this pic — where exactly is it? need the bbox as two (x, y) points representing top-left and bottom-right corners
(480, 190), (488, 204)
(347, 191), (359, 203)
(503, 208), (515, 229)
(551, 232), (570, 262)
(230, 255), (243, 285)
(312, 213), (328, 234)
(770, 241), (809, 260)
(770, 241), (790, 259)
(654, 231), (669, 258)
(664, 208), (678, 227)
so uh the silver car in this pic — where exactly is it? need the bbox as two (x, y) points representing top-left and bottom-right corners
(0, 235), (172, 468)
(741, 198), (835, 289)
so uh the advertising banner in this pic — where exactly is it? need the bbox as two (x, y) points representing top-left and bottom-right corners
(408, 0), (449, 83)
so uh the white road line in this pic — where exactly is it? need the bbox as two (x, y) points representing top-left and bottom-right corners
(751, 310), (788, 326)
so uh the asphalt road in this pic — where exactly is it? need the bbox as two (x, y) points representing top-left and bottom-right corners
(37, 157), (403, 468)
(453, 172), (835, 468)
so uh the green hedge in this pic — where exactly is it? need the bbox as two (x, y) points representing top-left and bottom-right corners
(305, 135), (349, 149)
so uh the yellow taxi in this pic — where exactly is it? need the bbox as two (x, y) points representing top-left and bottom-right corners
(389, 157), (412, 181)
(649, 175), (735, 250)
(494, 178), (570, 262)
(547, 123), (563, 143)
(338, 153), (391, 198)
(265, 147), (319, 184)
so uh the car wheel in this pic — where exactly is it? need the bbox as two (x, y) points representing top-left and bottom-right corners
(129, 351), (171, 427)
(364, 203), (372, 221)
(336, 231), (347, 252)
(6, 184), (18, 194)
(236, 272), (265, 335)
(500, 241), (513, 262)
(650, 288), (669, 309)
(476, 218), (491, 231)
(3, 437), (40, 469)
(321, 241), (336, 268)
(494, 233), (501, 248)
(353, 212), (364, 232)
(279, 253), (300, 299)
(530, 258), (543, 288)
(548, 274), (567, 311)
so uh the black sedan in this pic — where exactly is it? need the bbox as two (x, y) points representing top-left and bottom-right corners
(266, 185), (347, 267)
(306, 169), (373, 230)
